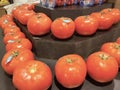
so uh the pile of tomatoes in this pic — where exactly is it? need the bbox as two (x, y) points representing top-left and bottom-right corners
(0, 3), (120, 90)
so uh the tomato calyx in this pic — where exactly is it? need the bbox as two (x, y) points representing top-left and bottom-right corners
(66, 58), (73, 63)
(114, 43), (120, 49)
(62, 17), (71, 24)
(5, 51), (19, 64)
(99, 54), (109, 60)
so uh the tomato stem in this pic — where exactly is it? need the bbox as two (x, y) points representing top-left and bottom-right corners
(99, 54), (108, 60)
(66, 58), (72, 63)
(12, 51), (19, 57)
(114, 43), (120, 49)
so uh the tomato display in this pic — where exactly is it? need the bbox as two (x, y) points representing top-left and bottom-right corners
(101, 42), (120, 66)
(1, 48), (34, 75)
(5, 38), (32, 52)
(27, 13), (52, 36)
(74, 15), (98, 35)
(3, 31), (26, 45)
(91, 12), (114, 30)
(55, 54), (87, 88)
(51, 17), (75, 39)
(12, 60), (52, 90)
(86, 51), (118, 83)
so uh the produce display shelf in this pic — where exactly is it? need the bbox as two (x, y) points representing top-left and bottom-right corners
(34, 2), (114, 20)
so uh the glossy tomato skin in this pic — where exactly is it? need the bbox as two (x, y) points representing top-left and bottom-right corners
(3, 31), (25, 45)
(27, 13), (52, 36)
(91, 12), (114, 30)
(55, 54), (87, 88)
(5, 38), (32, 52)
(1, 48), (34, 75)
(3, 26), (21, 35)
(17, 10), (35, 25)
(51, 17), (75, 39)
(13, 60), (52, 90)
(86, 51), (118, 83)
(101, 42), (120, 66)
(74, 15), (98, 35)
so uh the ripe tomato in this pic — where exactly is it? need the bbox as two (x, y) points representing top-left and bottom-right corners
(0, 14), (13, 27)
(17, 10), (35, 25)
(27, 13), (52, 36)
(1, 21), (16, 30)
(74, 15), (98, 35)
(3, 26), (21, 35)
(101, 8), (120, 24)
(101, 42), (120, 66)
(55, 54), (87, 88)
(51, 17), (75, 39)
(3, 31), (25, 45)
(5, 38), (32, 52)
(86, 51), (118, 83)
(91, 12), (114, 30)
(12, 60), (52, 90)
(116, 37), (120, 44)
(1, 48), (34, 75)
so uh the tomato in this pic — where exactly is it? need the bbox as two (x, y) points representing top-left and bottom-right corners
(1, 21), (16, 30)
(101, 8), (120, 24)
(101, 42), (120, 66)
(27, 13), (52, 36)
(116, 37), (120, 44)
(17, 10), (35, 25)
(86, 51), (118, 83)
(12, 60), (52, 90)
(0, 14), (13, 27)
(5, 38), (32, 52)
(3, 26), (21, 35)
(55, 54), (87, 88)
(51, 17), (75, 39)
(1, 48), (34, 75)
(74, 15), (98, 36)
(3, 31), (26, 45)
(12, 4), (33, 19)
(91, 12), (114, 30)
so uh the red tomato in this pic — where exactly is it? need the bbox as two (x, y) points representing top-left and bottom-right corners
(5, 38), (32, 52)
(12, 60), (52, 90)
(3, 31), (26, 45)
(74, 15), (98, 35)
(51, 17), (75, 39)
(1, 48), (34, 75)
(116, 37), (120, 44)
(55, 54), (87, 88)
(91, 12), (114, 30)
(101, 42), (120, 66)
(17, 10), (35, 25)
(3, 26), (21, 35)
(0, 14), (13, 27)
(1, 21), (16, 30)
(27, 13), (52, 36)
(101, 8), (120, 24)
(86, 51), (118, 83)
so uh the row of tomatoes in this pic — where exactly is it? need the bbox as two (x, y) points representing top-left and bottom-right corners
(12, 3), (120, 40)
(1, 12), (120, 90)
